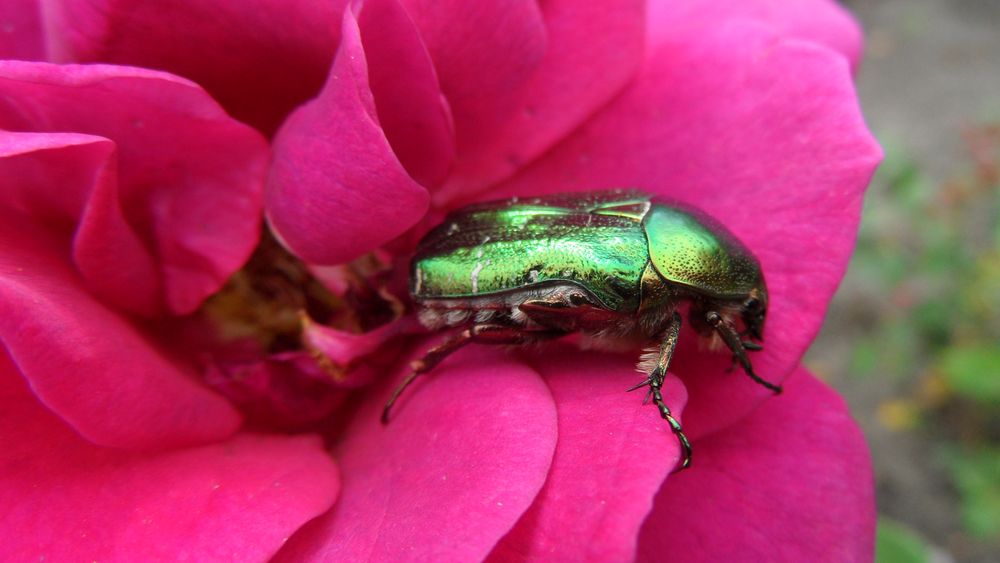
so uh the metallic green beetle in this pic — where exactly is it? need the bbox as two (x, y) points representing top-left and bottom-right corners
(382, 189), (781, 470)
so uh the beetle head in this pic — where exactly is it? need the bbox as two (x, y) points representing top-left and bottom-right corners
(740, 284), (768, 341)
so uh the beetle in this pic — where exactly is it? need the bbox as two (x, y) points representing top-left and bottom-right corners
(381, 189), (781, 470)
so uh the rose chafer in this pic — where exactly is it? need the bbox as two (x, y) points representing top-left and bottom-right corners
(383, 189), (781, 470)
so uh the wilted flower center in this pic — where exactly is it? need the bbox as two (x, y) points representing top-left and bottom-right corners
(196, 232), (404, 430)
(202, 234), (341, 353)
(202, 232), (399, 354)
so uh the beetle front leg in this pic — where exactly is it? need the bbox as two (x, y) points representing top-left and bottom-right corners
(381, 324), (565, 423)
(628, 311), (692, 471)
(706, 311), (782, 394)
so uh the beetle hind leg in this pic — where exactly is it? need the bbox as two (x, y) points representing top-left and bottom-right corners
(381, 323), (565, 423)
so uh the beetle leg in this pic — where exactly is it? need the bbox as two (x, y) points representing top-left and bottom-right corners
(706, 311), (782, 394)
(631, 311), (692, 471)
(725, 340), (764, 373)
(381, 324), (565, 423)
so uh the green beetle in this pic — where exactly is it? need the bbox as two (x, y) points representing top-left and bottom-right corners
(382, 189), (781, 470)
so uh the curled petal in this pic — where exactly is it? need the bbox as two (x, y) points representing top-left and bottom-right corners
(42, 0), (347, 133)
(400, 0), (546, 189)
(301, 315), (418, 375)
(637, 369), (876, 561)
(434, 0), (646, 200)
(0, 61), (269, 315)
(490, 348), (687, 561)
(648, 0), (865, 70)
(0, 213), (241, 450)
(0, 131), (162, 315)
(495, 21), (881, 436)
(274, 347), (557, 561)
(0, 354), (340, 561)
(266, 5), (433, 264)
(359, 0), (455, 188)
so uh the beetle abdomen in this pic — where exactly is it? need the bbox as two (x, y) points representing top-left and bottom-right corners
(411, 194), (652, 312)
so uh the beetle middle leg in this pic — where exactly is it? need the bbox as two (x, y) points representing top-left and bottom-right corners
(706, 311), (782, 393)
(627, 311), (692, 471)
(381, 323), (565, 423)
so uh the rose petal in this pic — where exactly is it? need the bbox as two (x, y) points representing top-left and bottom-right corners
(399, 0), (545, 186)
(0, 131), (162, 315)
(302, 315), (416, 370)
(266, 6), (430, 265)
(0, 61), (269, 315)
(359, 0), (455, 188)
(0, 212), (242, 450)
(434, 0), (646, 200)
(648, 0), (865, 70)
(274, 346), (557, 561)
(489, 347), (687, 561)
(494, 21), (881, 436)
(637, 369), (875, 561)
(0, 352), (340, 561)
(42, 0), (347, 133)
(205, 353), (349, 431)
(0, 0), (44, 60)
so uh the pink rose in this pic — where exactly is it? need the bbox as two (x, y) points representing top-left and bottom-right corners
(0, 0), (881, 560)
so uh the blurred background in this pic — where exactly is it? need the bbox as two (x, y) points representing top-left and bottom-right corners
(806, 1), (1000, 562)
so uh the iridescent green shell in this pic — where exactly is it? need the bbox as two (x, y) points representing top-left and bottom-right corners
(642, 205), (763, 299)
(411, 190), (762, 312)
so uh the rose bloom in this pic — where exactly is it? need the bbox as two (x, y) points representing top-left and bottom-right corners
(0, 0), (881, 561)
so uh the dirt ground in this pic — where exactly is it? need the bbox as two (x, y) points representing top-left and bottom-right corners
(806, 1), (1000, 562)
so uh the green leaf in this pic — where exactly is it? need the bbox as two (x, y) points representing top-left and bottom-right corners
(938, 345), (1000, 402)
(875, 517), (930, 563)
(950, 448), (1000, 538)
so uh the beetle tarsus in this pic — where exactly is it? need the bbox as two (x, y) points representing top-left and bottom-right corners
(383, 324), (567, 422)
(707, 311), (782, 394)
(382, 371), (423, 424)
(649, 374), (692, 471)
(381, 327), (478, 424)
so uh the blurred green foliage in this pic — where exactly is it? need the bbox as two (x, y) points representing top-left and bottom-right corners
(949, 448), (1000, 538)
(851, 127), (999, 393)
(876, 517), (931, 563)
(851, 126), (1000, 556)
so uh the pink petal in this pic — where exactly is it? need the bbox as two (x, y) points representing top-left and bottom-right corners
(302, 315), (417, 372)
(42, 0), (347, 133)
(490, 347), (687, 561)
(204, 353), (349, 432)
(0, 61), (269, 315)
(0, 212), (242, 450)
(637, 369), (875, 561)
(266, 5), (431, 265)
(0, 131), (162, 315)
(0, 354), (340, 561)
(399, 0), (546, 187)
(434, 0), (646, 200)
(274, 346), (558, 561)
(0, 0), (44, 60)
(359, 0), (455, 188)
(648, 0), (865, 70)
(494, 21), (881, 437)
